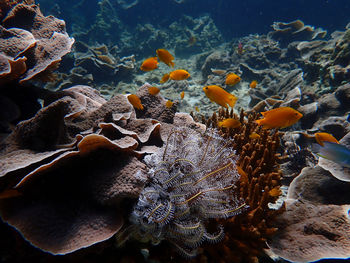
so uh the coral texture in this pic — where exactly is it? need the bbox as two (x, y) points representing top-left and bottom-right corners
(268, 165), (350, 262)
(0, 1), (74, 84)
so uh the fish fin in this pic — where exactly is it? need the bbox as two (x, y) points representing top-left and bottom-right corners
(170, 61), (175, 67)
(255, 119), (263, 125)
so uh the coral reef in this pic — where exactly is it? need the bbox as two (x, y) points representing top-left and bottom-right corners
(196, 108), (283, 263)
(46, 41), (136, 92)
(268, 20), (327, 47)
(268, 165), (350, 262)
(0, 1), (74, 84)
(0, 84), (162, 256)
(0, 82), (285, 262)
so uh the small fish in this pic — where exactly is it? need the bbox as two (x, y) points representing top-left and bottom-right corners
(269, 187), (282, 197)
(250, 80), (258, 89)
(169, 69), (190, 80)
(156, 49), (175, 67)
(225, 73), (241, 86)
(195, 106), (199, 112)
(237, 42), (244, 55)
(249, 132), (260, 139)
(160, 73), (170, 83)
(203, 85), (238, 108)
(315, 132), (339, 146)
(166, 100), (173, 108)
(148, 86), (160, 95)
(211, 68), (226, 75)
(140, 57), (158, 71)
(180, 91), (185, 99)
(312, 141), (350, 168)
(217, 118), (241, 129)
(127, 94), (144, 110)
(255, 107), (303, 129)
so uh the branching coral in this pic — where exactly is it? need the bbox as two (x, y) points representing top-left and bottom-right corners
(119, 126), (247, 257)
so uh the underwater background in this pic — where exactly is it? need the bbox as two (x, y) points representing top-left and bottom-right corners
(1, 0), (350, 262)
(37, 0), (350, 39)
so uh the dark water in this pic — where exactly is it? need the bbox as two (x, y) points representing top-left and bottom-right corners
(37, 0), (350, 39)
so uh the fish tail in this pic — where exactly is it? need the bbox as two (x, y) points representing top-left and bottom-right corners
(170, 62), (175, 67)
(228, 97), (237, 107)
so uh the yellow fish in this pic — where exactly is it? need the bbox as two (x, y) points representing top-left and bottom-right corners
(180, 91), (185, 99)
(250, 80), (258, 89)
(255, 107), (303, 129)
(127, 94), (144, 110)
(249, 132), (260, 139)
(169, 69), (190, 81)
(165, 100), (173, 108)
(315, 132), (339, 146)
(140, 57), (158, 71)
(203, 85), (237, 108)
(217, 118), (241, 128)
(148, 86), (160, 95)
(156, 49), (175, 67)
(160, 73), (170, 83)
(195, 106), (199, 112)
(225, 73), (241, 86)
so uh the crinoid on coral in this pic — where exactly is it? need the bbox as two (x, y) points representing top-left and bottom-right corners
(118, 126), (247, 257)
(186, 107), (283, 263)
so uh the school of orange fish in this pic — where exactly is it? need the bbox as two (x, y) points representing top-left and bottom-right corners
(128, 48), (343, 154)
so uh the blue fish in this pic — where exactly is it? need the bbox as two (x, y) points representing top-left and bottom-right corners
(312, 141), (350, 168)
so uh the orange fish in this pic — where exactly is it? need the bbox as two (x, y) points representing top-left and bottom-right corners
(148, 86), (160, 95)
(195, 106), (199, 112)
(249, 132), (260, 139)
(180, 91), (185, 99)
(169, 69), (190, 81)
(250, 80), (258, 89)
(269, 187), (282, 197)
(140, 57), (158, 71)
(315, 132), (339, 146)
(127, 94), (144, 110)
(156, 49), (175, 67)
(217, 118), (241, 128)
(165, 100), (173, 108)
(255, 107), (303, 129)
(225, 73), (241, 86)
(203, 85), (238, 108)
(160, 73), (170, 83)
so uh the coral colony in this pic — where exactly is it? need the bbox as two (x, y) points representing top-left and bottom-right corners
(123, 127), (246, 257)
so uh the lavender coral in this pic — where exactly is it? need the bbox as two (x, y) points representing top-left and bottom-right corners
(120, 127), (247, 257)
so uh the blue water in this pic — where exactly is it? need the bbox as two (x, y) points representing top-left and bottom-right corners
(37, 0), (350, 39)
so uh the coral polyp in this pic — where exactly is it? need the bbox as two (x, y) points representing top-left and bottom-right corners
(124, 127), (246, 257)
